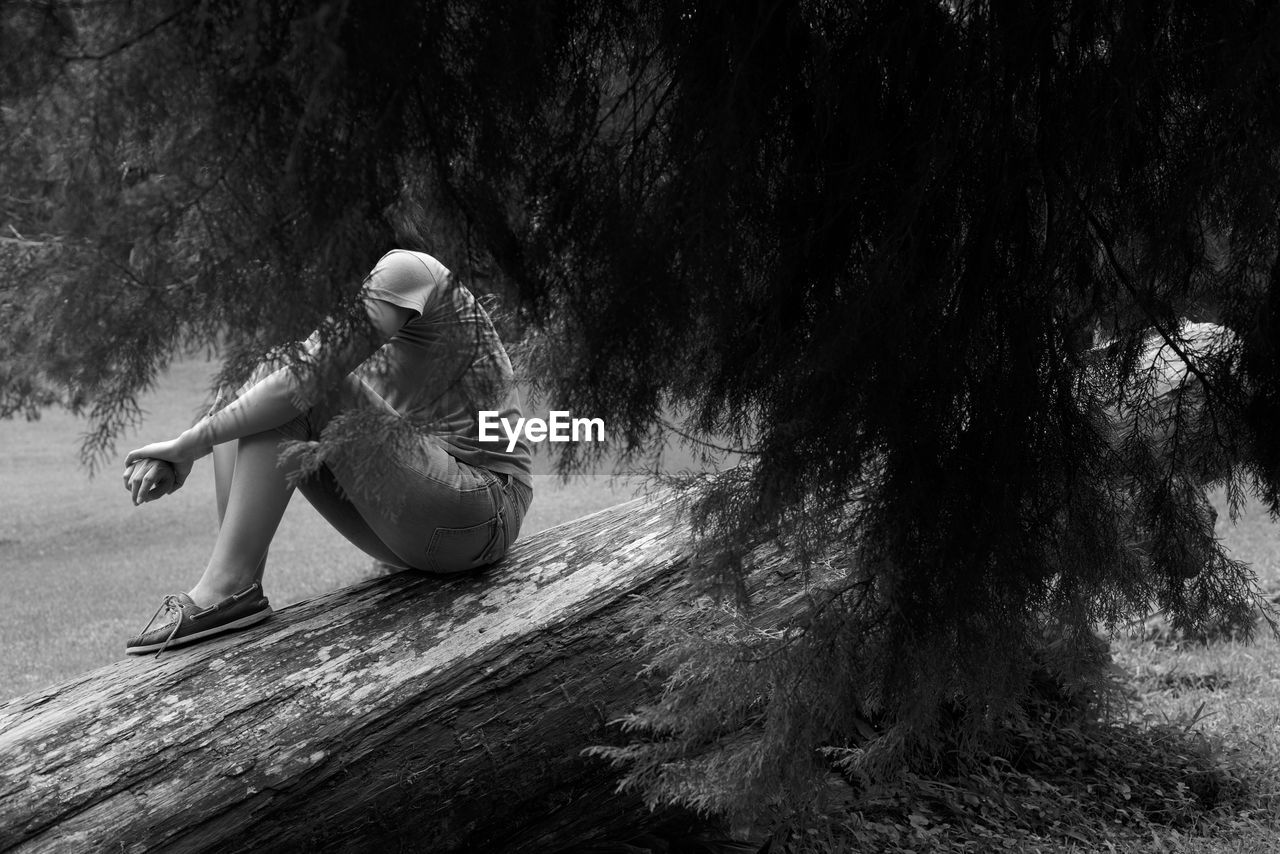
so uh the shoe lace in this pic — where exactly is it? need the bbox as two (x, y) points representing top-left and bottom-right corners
(140, 594), (186, 659)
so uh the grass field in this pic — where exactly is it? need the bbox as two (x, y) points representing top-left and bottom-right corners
(0, 356), (641, 701)
(5, 359), (1280, 851)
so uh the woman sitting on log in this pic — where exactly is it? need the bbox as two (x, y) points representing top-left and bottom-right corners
(120, 249), (534, 656)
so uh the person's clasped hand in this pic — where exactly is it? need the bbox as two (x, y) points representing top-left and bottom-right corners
(123, 430), (210, 506)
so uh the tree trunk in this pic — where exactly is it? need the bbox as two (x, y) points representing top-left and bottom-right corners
(0, 490), (791, 853)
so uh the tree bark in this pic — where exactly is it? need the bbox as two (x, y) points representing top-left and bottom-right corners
(0, 490), (790, 853)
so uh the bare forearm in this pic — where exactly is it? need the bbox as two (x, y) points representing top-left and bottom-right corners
(186, 364), (311, 448)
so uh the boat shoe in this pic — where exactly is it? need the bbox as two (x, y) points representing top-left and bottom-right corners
(125, 582), (273, 657)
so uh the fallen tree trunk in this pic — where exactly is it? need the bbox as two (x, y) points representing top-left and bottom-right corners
(0, 490), (800, 853)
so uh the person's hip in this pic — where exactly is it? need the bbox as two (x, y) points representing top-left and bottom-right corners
(412, 463), (531, 574)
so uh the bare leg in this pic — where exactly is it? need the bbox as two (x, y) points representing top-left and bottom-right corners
(194, 431), (406, 607)
(188, 430), (296, 607)
(212, 440), (267, 581)
(186, 373), (456, 609)
(212, 440), (236, 522)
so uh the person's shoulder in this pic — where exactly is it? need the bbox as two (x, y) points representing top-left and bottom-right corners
(365, 249), (452, 311)
(372, 249), (451, 285)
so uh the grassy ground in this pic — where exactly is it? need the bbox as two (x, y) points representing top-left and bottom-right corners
(0, 356), (641, 702)
(1096, 493), (1280, 852)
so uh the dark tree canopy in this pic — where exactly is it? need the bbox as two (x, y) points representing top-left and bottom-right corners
(5, 0), (1280, 831)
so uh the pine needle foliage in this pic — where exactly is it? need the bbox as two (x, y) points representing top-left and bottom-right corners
(5, 0), (1280, 832)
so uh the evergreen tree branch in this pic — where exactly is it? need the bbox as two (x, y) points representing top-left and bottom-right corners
(57, 1), (199, 63)
(1061, 173), (1227, 436)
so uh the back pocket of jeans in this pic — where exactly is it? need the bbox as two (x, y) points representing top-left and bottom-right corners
(424, 520), (499, 574)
